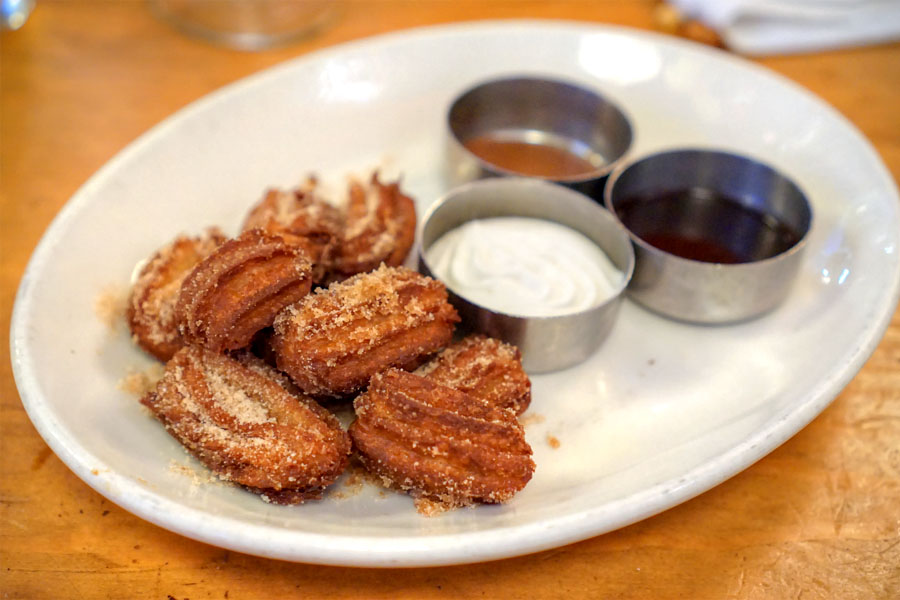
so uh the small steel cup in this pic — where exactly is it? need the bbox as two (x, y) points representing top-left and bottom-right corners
(604, 149), (813, 323)
(419, 178), (634, 373)
(447, 76), (633, 199)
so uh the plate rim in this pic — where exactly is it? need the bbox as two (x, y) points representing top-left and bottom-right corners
(10, 19), (900, 567)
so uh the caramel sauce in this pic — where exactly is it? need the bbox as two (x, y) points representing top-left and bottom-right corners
(615, 188), (802, 264)
(464, 134), (599, 179)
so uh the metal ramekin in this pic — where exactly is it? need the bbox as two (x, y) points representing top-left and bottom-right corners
(419, 178), (635, 373)
(446, 76), (633, 199)
(604, 149), (813, 324)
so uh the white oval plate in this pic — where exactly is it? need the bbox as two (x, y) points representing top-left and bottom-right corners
(11, 22), (900, 567)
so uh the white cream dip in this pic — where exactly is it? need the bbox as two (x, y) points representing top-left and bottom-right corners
(427, 217), (624, 317)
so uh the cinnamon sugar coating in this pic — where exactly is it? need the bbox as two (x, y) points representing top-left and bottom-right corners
(176, 229), (313, 353)
(127, 229), (226, 361)
(242, 188), (342, 284)
(330, 173), (416, 280)
(141, 346), (351, 503)
(349, 369), (534, 507)
(271, 265), (459, 398)
(416, 335), (532, 416)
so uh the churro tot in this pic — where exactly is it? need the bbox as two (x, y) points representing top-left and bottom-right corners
(416, 335), (531, 416)
(242, 188), (343, 284)
(176, 229), (313, 353)
(330, 173), (416, 279)
(350, 369), (534, 508)
(127, 228), (227, 361)
(271, 265), (459, 398)
(141, 346), (351, 503)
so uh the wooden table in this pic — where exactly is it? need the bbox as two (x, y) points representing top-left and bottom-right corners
(2, 2), (899, 598)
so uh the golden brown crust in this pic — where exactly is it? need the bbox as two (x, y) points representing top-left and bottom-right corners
(176, 229), (313, 353)
(242, 188), (343, 284)
(416, 335), (531, 416)
(330, 173), (416, 279)
(127, 229), (227, 361)
(141, 346), (351, 503)
(271, 265), (459, 398)
(349, 369), (534, 507)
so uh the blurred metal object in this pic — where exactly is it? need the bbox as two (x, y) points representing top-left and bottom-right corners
(419, 178), (634, 373)
(652, 1), (724, 48)
(447, 76), (633, 201)
(605, 149), (813, 324)
(148, 0), (335, 51)
(2, 0), (34, 30)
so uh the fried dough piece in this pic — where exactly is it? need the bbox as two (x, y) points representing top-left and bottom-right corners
(330, 173), (416, 279)
(176, 229), (313, 353)
(127, 229), (227, 361)
(416, 335), (531, 416)
(242, 188), (343, 284)
(141, 346), (351, 503)
(271, 265), (459, 398)
(350, 369), (534, 507)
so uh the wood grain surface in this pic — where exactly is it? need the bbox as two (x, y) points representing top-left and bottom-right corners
(2, 1), (899, 598)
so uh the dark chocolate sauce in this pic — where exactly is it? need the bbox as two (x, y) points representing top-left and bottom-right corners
(614, 188), (802, 264)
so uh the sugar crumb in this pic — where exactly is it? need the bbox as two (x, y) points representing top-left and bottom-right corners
(414, 497), (451, 517)
(546, 435), (560, 449)
(94, 284), (128, 331)
(118, 364), (166, 397)
(519, 413), (546, 427)
(326, 463), (371, 500)
(168, 459), (222, 486)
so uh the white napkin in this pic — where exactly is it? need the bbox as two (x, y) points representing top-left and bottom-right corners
(669, 0), (900, 55)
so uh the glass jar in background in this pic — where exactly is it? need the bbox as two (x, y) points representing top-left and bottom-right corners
(149, 0), (337, 51)
(2, 0), (35, 30)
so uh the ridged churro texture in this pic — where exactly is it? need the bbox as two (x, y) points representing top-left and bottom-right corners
(416, 335), (532, 416)
(127, 228), (227, 361)
(176, 229), (313, 353)
(330, 174), (416, 280)
(141, 347), (351, 503)
(272, 265), (459, 398)
(350, 369), (534, 507)
(242, 188), (342, 284)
